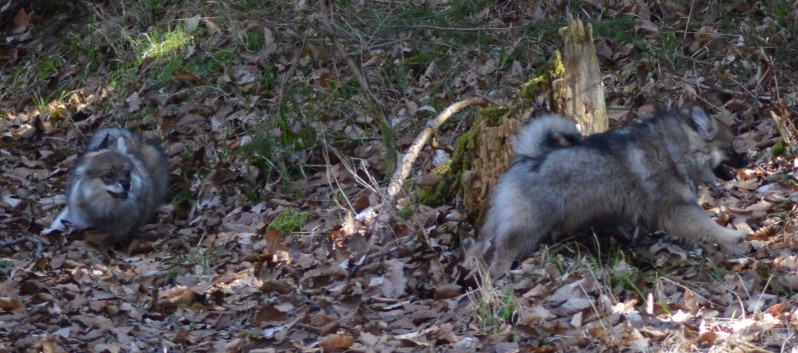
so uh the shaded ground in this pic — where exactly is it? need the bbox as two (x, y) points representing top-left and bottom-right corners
(2, 1), (798, 352)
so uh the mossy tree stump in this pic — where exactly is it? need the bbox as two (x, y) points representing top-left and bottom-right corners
(446, 19), (608, 226)
(446, 53), (565, 223)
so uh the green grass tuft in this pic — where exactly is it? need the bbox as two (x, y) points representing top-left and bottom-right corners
(268, 209), (311, 236)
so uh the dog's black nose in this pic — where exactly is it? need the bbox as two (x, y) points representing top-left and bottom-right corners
(714, 150), (747, 181)
(727, 150), (747, 168)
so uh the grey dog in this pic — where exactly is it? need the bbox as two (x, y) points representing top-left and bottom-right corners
(464, 104), (748, 277)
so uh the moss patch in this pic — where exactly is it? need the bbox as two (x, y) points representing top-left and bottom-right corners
(772, 139), (786, 156)
(268, 209), (310, 235)
(478, 106), (510, 127)
(417, 180), (448, 207)
(519, 50), (564, 99)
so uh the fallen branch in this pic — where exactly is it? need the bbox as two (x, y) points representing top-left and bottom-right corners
(0, 234), (44, 259)
(373, 97), (490, 238)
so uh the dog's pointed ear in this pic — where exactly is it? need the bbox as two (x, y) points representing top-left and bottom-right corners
(116, 136), (129, 154)
(686, 105), (715, 135)
(96, 132), (112, 150)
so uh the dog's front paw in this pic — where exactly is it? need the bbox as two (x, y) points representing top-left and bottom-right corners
(42, 226), (62, 235)
(732, 228), (750, 242)
(723, 238), (752, 254)
(716, 226), (749, 244)
(43, 220), (67, 235)
(715, 228), (750, 254)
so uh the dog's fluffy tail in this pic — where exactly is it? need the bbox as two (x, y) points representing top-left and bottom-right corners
(513, 115), (581, 157)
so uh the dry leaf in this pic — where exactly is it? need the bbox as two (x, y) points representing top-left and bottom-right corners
(319, 334), (354, 352)
(174, 70), (200, 82)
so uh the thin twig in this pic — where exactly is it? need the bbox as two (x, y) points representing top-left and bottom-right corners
(189, 170), (215, 247)
(373, 97), (489, 237)
(317, 0), (396, 172)
(384, 97), (489, 206)
(318, 0), (378, 105)
(683, 0), (693, 41)
(769, 110), (796, 145)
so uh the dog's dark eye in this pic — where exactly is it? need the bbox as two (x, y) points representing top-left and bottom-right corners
(124, 170), (131, 178)
(103, 171), (114, 180)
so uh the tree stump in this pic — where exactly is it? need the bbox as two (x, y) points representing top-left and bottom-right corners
(554, 19), (608, 134)
(448, 20), (608, 227)
(447, 54), (565, 223)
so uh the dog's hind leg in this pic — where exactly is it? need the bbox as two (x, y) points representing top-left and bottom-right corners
(464, 234), (522, 279)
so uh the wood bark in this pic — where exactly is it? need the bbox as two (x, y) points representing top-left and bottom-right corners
(460, 115), (525, 222)
(453, 75), (561, 222)
(555, 19), (608, 134)
(453, 20), (609, 224)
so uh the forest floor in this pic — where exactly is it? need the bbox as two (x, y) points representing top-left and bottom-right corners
(2, 0), (798, 352)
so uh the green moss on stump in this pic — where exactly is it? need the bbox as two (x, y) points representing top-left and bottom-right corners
(772, 140), (786, 156)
